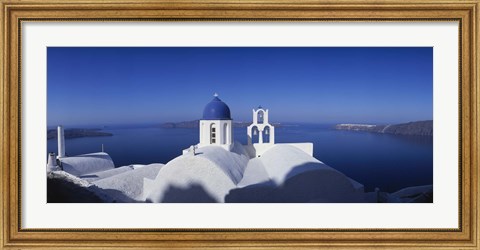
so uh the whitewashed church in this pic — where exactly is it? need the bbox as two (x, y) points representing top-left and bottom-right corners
(192, 93), (311, 158)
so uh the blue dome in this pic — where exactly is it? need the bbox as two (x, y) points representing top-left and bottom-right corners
(202, 96), (231, 120)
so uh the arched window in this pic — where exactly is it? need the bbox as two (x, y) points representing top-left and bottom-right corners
(257, 110), (264, 124)
(263, 126), (270, 143)
(251, 126), (259, 143)
(210, 123), (216, 144)
(223, 123), (228, 144)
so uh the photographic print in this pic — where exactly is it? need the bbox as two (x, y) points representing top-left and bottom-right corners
(46, 47), (433, 203)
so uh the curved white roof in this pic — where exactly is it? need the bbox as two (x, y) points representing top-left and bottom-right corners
(144, 142), (249, 203)
(144, 143), (365, 203)
(260, 144), (342, 184)
(93, 164), (162, 202)
(227, 145), (365, 203)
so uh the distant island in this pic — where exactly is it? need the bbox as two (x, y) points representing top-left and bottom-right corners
(160, 120), (281, 129)
(47, 128), (113, 140)
(335, 120), (433, 136)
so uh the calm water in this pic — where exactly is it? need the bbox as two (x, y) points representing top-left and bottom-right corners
(47, 124), (433, 192)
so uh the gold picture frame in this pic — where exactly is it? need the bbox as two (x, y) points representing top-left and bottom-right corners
(1, 0), (478, 249)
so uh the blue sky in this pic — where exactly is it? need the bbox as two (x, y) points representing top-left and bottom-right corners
(47, 47), (432, 126)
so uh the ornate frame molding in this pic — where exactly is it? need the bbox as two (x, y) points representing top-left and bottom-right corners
(1, 1), (478, 249)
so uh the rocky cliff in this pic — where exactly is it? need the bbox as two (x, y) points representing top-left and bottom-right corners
(335, 120), (433, 136)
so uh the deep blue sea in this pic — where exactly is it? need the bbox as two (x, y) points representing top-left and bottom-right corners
(47, 124), (433, 193)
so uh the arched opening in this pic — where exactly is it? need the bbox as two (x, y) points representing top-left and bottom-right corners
(263, 126), (270, 143)
(257, 110), (264, 124)
(222, 123), (228, 144)
(251, 126), (259, 144)
(210, 123), (216, 144)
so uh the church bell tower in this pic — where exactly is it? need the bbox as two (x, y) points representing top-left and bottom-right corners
(198, 93), (233, 151)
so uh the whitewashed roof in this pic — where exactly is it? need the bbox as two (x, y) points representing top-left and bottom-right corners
(60, 152), (115, 176)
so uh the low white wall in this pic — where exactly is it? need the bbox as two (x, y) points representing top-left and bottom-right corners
(252, 142), (313, 157)
(252, 143), (274, 157)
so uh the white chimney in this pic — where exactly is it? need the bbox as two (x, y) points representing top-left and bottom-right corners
(57, 125), (65, 158)
(47, 152), (59, 171)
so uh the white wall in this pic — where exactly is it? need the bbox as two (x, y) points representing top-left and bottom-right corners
(252, 143), (313, 157)
(198, 120), (232, 150)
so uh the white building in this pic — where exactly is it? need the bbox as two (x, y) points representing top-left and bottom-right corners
(48, 126), (116, 175)
(145, 94), (366, 202)
(197, 93), (233, 151)
(184, 94), (313, 158)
